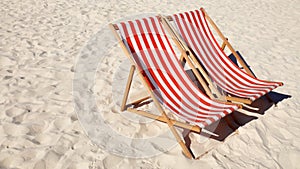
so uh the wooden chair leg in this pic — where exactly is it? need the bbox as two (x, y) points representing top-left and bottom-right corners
(121, 65), (136, 111)
(182, 128), (195, 159)
(167, 121), (194, 159)
(127, 109), (195, 159)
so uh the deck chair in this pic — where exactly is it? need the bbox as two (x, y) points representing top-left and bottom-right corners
(162, 8), (283, 105)
(109, 16), (240, 159)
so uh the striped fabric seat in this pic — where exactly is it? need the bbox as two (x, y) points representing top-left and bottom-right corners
(116, 17), (239, 128)
(172, 9), (283, 101)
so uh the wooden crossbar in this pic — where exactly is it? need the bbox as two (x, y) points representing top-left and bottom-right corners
(225, 96), (252, 105)
(127, 108), (202, 133)
(128, 95), (151, 106)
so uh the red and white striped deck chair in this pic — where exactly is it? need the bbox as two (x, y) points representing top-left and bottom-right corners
(166, 8), (283, 105)
(109, 16), (240, 159)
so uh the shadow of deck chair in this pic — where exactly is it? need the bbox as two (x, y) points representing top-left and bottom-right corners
(109, 16), (241, 159)
(161, 8), (283, 106)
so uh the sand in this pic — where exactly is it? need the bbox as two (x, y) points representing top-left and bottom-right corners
(1, 0), (300, 168)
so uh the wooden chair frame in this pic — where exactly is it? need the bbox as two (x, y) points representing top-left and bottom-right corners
(110, 23), (199, 159)
(109, 19), (242, 159)
(161, 8), (283, 105)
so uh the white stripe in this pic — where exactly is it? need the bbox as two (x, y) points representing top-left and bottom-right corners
(173, 14), (257, 97)
(198, 11), (277, 87)
(193, 11), (269, 91)
(145, 18), (229, 115)
(146, 18), (227, 110)
(174, 11), (275, 98)
(125, 19), (218, 122)
(116, 18), (238, 127)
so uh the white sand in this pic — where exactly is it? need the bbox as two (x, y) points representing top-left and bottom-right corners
(1, 0), (300, 168)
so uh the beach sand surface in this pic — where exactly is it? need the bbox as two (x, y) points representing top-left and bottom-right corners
(1, 0), (300, 168)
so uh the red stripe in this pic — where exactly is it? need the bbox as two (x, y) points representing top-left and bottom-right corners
(154, 16), (224, 109)
(117, 17), (237, 127)
(175, 13), (243, 97)
(197, 10), (270, 89)
(174, 14), (244, 101)
(136, 18), (221, 117)
(146, 18), (213, 108)
(144, 18), (225, 116)
(197, 10), (280, 95)
(174, 10), (279, 99)
(194, 10), (270, 92)
(177, 12), (259, 97)
(199, 9), (281, 87)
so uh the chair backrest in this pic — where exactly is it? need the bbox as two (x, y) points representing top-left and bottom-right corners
(172, 9), (281, 100)
(116, 16), (238, 128)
